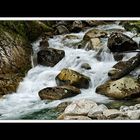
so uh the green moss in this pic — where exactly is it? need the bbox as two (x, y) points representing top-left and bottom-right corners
(123, 21), (140, 33)
(0, 21), (53, 42)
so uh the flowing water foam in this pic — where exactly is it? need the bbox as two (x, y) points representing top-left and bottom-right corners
(0, 24), (139, 119)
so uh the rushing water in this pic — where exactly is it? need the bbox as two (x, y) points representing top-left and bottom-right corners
(0, 23), (140, 120)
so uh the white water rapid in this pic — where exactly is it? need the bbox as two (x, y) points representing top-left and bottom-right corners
(0, 23), (140, 120)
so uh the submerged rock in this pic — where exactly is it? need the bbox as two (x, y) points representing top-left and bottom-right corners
(37, 48), (65, 67)
(38, 85), (81, 100)
(96, 76), (140, 99)
(55, 68), (91, 89)
(81, 63), (91, 70)
(107, 32), (138, 52)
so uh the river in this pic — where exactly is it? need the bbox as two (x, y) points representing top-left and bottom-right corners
(0, 22), (140, 120)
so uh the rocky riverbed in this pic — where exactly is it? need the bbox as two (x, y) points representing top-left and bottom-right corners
(0, 20), (140, 120)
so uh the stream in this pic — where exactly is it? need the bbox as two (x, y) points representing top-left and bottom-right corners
(0, 22), (140, 120)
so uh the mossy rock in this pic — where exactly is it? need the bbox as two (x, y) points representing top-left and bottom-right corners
(122, 21), (140, 33)
(0, 21), (53, 42)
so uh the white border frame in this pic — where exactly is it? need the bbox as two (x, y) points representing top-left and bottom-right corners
(0, 17), (140, 123)
(0, 17), (140, 20)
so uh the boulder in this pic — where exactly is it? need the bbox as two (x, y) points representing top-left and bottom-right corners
(38, 85), (81, 100)
(96, 76), (140, 99)
(88, 104), (108, 118)
(37, 48), (65, 67)
(55, 68), (91, 89)
(103, 109), (124, 119)
(83, 29), (108, 41)
(107, 32), (138, 52)
(56, 25), (69, 34)
(77, 29), (107, 51)
(108, 53), (140, 80)
(71, 21), (83, 32)
(64, 99), (97, 116)
(85, 38), (101, 51)
(126, 110), (140, 120)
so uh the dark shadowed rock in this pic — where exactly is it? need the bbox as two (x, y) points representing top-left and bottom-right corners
(107, 32), (138, 52)
(113, 52), (124, 61)
(55, 68), (91, 89)
(38, 85), (81, 100)
(37, 48), (65, 67)
(71, 21), (83, 32)
(81, 63), (91, 70)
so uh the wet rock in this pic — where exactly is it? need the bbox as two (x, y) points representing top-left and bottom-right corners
(86, 38), (101, 51)
(0, 74), (23, 96)
(64, 99), (97, 116)
(83, 29), (108, 41)
(81, 63), (91, 70)
(37, 48), (65, 67)
(62, 34), (79, 40)
(56, 25), (69, 34)
(38, 85), (81, 100)
(88, 104), (108, 118)
(108, 53), (140, 80)
(77, 29), (107, 51)
(55, 68), (91, 89)
(96, 76), (140, 99)
(113, 52), (124, 61)
(107, 32), (138, 52)
(71, 21), (83, 32)
(39, 38), (49, 50)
